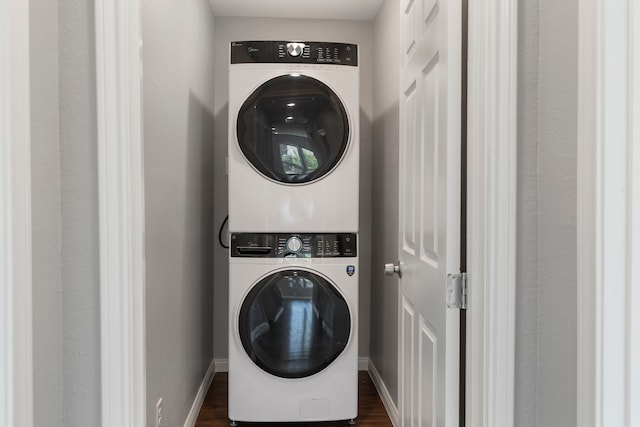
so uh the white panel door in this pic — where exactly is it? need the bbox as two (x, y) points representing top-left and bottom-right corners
(397, 0), (461, 425)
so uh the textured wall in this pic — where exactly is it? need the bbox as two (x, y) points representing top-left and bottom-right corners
(30, 0), (63, 425)
(142, 0), (217, 425)
(537, 0), (578, 424)
(370, 0), (400, 406)
(59, 0), (102, 424)
(212, 17), (374, 360)
(515, 0), (578, 425)
(515, 0), (540, 424)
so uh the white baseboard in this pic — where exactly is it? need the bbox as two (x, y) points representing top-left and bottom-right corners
(368, 360), (399, 427)
(214, 358), (229, 372)
(183, 359), (216, 427)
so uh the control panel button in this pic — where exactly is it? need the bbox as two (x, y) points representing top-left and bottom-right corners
(286, 236), (303, 253)
(287, 42), (305, 57)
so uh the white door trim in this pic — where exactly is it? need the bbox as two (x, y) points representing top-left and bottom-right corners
(95, 1), (146, 426)
(577, 1), (640, 425)
(0, 1), (33, 426)
(466, 0), (518, 425)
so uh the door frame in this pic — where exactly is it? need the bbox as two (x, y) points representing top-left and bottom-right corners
(0, 1), (33, 426)
(465, 0), (518, 425)
(95, 1), (146, 426)
(577, 0), (640, 425)
(94, 1), (518, 426)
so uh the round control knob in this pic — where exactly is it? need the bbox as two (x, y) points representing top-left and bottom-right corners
(287, 43), (304, 57)
(286, 236), (303, 253)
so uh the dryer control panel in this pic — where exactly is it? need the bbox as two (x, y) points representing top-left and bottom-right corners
(230, 41), (358, 66)
(230, 233), (357, 258)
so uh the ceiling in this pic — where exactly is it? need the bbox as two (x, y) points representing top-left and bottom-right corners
(207, 0), (385, 21)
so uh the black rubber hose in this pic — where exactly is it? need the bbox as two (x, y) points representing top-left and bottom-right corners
(218, 214), (229, 249)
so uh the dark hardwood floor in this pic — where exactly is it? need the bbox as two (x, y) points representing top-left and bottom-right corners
(195, 371), (393, 427)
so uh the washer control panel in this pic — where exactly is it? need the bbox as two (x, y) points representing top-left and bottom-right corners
(231, 41), (358, 66)
(231, 233), (357, 258)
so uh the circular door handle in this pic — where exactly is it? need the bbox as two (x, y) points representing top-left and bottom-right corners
(384, 261), (402, 278)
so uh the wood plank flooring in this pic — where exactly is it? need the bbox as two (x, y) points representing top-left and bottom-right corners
(195, 371), (393, 427)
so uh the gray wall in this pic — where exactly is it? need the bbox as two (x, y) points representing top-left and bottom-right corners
(30, 0), (63, 425)
(516, 0), (578, 425)
(30, 1), (102, 426)
(370, 0), (400, 406)
(515, 0), (540, 423)
(59, 0), (102, 425)
(212, 17), (374, 360)
(142, 0), (217, 425)
(537, 0), (578, 424)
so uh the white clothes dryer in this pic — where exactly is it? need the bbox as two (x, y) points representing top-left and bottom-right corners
(228, 41), (359, 233)
(228, 232), (358, 424)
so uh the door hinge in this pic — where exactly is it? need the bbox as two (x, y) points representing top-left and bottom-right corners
(446, 272), (467, 310)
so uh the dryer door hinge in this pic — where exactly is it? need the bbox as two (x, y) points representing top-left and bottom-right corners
(446, 272), (467, 310)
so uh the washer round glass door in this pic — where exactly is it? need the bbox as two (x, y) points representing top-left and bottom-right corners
(236, 74), (350, 184)
(238, 269), (351, 378)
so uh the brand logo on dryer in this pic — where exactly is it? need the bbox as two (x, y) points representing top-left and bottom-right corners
(346, 265), (355, 276)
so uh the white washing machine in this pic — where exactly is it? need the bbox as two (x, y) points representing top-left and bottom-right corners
(228, 41), (359, 233)
(228, 232), (358, 424)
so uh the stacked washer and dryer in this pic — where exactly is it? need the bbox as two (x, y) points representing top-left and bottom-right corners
(227, 41), (360, 425)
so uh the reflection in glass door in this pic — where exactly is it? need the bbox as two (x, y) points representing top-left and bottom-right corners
(237, 74), (349, 184)
(238, 270), (351, 378)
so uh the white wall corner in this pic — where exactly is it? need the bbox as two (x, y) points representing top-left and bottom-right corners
(368, 360), (399, 427)
(466, 0), (518, 425)
(0, 1), (33, 426)
(358, 357), (369, 371)
(577, 0), (640, 426)
(183, 360), (216, 427)
(95, 0), (146, 426)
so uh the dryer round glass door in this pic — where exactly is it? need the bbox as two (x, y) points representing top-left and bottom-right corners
(238, 269), (351, 378)
(236, 74), (349, 184)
